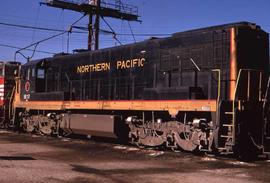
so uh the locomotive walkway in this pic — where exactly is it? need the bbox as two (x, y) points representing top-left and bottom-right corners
(0, 130), (269, 183)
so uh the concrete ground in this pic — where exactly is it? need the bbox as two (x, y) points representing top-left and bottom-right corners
(0, 129), (270, 183)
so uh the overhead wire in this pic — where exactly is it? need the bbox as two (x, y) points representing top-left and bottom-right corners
(14, 14), (87, 61)
(0, 13), (80, 25)
(0, 31), (88, 43)
(0, 22), (171, 37)
(0, 22), (86, 34)
(14, 31), (68, 60)
(71, 25), (171, 36)
(0, 1), (174, 61)
(0, 43), (56, 55)
(118, 0), (136, 43)
(121, 19), (124, 43)
(101, 17), (122, 45)
(127, 21), (136, 42)
(31, 4), (41, 43)
(67, 31), (70, 53)
(56, 9), (66, 52)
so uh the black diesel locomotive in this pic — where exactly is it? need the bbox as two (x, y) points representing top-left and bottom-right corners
(10, 22), (270, 158)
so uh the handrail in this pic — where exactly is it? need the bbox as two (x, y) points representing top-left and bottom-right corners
(233, 69), (263, 101)
(212, 69), (221, 102)
(8, 86), (16, 120)
(263, 76), (270, 109)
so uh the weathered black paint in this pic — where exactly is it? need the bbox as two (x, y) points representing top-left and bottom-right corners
(20, 22), (269, 102)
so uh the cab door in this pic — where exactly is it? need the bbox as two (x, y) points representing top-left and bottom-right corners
(36, 61), (46, 92)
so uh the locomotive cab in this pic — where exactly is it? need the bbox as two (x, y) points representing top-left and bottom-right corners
(20, 59), (65, 101)
(21, 59), (42, 100)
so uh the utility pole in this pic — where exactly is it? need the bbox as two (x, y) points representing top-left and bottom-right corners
(41, 0), (140, 51)
(94, 0), (100, 50)
(88, 12), (93, 50)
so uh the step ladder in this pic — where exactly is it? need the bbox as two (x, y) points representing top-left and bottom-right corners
(218, 69), (263, 154)
(218, 101), (237, 154)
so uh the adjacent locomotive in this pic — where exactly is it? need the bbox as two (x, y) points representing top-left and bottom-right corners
(10, 22), (270, 158)
(0, 62), (20, 128)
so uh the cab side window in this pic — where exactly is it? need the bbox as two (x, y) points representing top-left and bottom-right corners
(31, 68), (35, 78)
(37, 69), (45, 79)
(27, 68), (31, 80)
